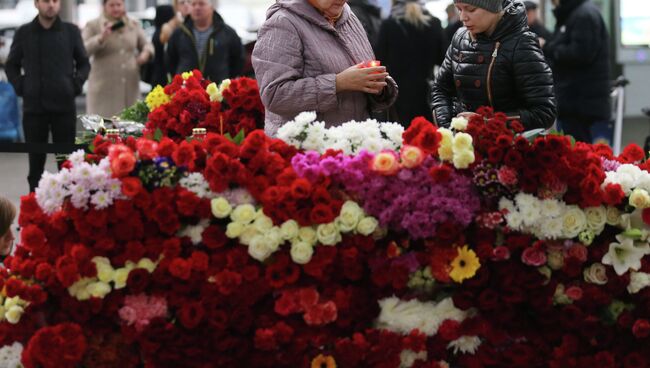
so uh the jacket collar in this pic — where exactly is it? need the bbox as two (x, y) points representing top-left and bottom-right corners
(31, 15), (63, 31)
(477, 0), (527, 42)
(267, 0), (351, 32)
(553, 0), (588, 27)
(182, 11), (225, 33)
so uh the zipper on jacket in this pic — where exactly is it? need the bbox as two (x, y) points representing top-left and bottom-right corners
(486, 41), (501, 108)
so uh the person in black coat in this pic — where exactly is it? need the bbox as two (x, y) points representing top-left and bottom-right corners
(5, 0), (90, 192)
(375, 0), (446, 126)
(431, 0), (556, 130)
(543, 0), (610, 143)
(524, 1), (552, 42)
(148, 5), (175, 87)
(444, 3), (462, 42)
(348, 0), (383, 50)
(166, 0), (244, 84)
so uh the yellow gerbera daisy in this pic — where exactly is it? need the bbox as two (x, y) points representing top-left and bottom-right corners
(311, 354), (337, 368)
(449, 245), (481, 283)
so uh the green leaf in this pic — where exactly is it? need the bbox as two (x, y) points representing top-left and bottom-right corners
(224, 132), (234, 143)
(233, 129), (246, 145)
(153, 128), (163, 142)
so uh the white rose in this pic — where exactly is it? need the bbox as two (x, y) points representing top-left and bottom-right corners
(337, 201), (363, 232)
(452, 149), (475, 169)
(357, 217), (379, 236)
(630, 188), (650, 209)
(86, 281), (112, 299)
(239, 227), (259, 246)
(290, 241), (314, 264)
(280, 220), (299, 240)
(137, 258), (157, 273)
(231, 204), (256, 224)
(4, 306), (23, 324)
(225, 222), (245, 238)
(583, 263), (608, 285)
(264, 229), (283, 252)
(452, 133), (473, 151)
(437, 128), (454, 161)
(113, 268), (131, 289)
(584, 206), (607, 233)
(606, 206), (622, 226)
(450, 117), (469, 131)
(547, 250), (564, 270)
(211, 197), (232, 218)
(248, 236), (274, 261)
(252, 215), (274, 232)
(298, 227), (318, 245)
(561, 206), (587, 239)
(317, 223), (341, 245)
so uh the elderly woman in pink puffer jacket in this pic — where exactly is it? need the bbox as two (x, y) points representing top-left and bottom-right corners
(253, 0), (399, 136)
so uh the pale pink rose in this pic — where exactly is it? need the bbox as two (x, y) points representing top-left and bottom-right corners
(371, 151), (401, 176)
(521, 247), (547, 266)
(400, 145), (425, 169)
(565, 286), (583, 301)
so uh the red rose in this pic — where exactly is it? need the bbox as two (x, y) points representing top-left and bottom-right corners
(135, 139), (158, 160)
(310, 203), (336, 224)
(55, 255), (80, 287)
(111, 151), (136, 178)
(126, 268), (150, 293)
(633, 319), (650, 338)
(156, 137), (178, 157)
(214, 269), (242, 295)
(254, 328), (278, 351)
(21, 225), (46, 252)
(172, 141), (196, 168)
(438, 319), (461, 341)
(168, 257), (192, 280)
(202, 225), (228, 249)
(178, 301), (205, 329)
(620, 143), (645, 163)
(603, 183), (625, 206)
(121, 177), (143, 197)
(190, 251), (209, 272)
(23, 323), (87, 368)
(290, 178), (312, 199)
(4, 278), (25, 298)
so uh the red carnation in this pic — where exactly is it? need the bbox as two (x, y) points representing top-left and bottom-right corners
(22, 323), (87, 368)
(620, 143), (645, 163)
(633, 319), (650, 338)
(438, 319), (461, 341)
(214, 269), (242, 295)
(429, 164), (453, 182)
(156, 137), (177, 157)
(168, 257), (192, 280)
(21, 225), (46, 252)
(603, 183), (625, 206)
(172, 141), (196, 167)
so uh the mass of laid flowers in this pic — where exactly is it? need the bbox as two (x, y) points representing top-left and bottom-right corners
(3, 70), (650, 367)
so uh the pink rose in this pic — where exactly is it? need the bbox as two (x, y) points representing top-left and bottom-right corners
(521, 246), (547, 266)
(565, 286), (583, 301)
(497, 166), (518, 186)
(492, 246), (511, 261)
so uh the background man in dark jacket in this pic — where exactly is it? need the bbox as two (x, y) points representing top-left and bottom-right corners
(348, 0), (383, 50)
(6, 0), (90, 192)
(524, 1), (552, 42)
(444, 3), (462, 42)
(166, 0), (244, 83)
(544, 0), (610, 143)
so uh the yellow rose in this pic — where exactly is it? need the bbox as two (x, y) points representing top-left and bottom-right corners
(3, 296), (20, 310)
(280, 220), (299, 240)
(219, 78), (232, 91)
(5, 305), (24, 324)
(181, 71), (194, 79)
(137, 258), (157, 273)
(211, 197), (232, 218)
(231, 204), (256, 224)
(298, 227), (318, 245)
(437, 128), (454, 161)
(371, 152), (400, 175)
(290, 241), (314, 264)
(357, 217), (379, 236)
(336, 201), (363, 232)
(452, 149), (475, 169)
(400, 145), (425, 169)
(316, 223), (341, 245)
(452, 132), (473, 151)
(86, 281), (112, 299)
(93, 258), (115, 283)
(630, 188), (650, 209)
(450, 117), (469, 131)
(226, 222), (245, 238)
(206, 82), (223, 102)
(113, 268), (131, 289)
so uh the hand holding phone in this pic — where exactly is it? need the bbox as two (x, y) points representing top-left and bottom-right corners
(110, 20), (125, 31)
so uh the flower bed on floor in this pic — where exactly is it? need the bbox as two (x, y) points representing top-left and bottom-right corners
(2, 73), (650, 368)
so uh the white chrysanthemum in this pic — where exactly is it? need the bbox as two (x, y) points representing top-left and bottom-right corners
(540, 198), (563, 218)
(498, 198), (516, 213)
(520, 199), (542, 227)
(447, 336), (481, 355)
(539, 217), (564, 239)
(359, 137), (385, 154)
(0, 341), (23, 368)
(515, 192), (536, 209)
(376, 297), (467, 336)
(57, 168), (73, 186)
(602, 235), (650, 275)
(177, 219), (210, 245)
(400, 350), (427, 368)
(90, 190), (113, 210)
(180, 172), (214, 198)
(504, 210), (524, 230)
(68, 150), (86, 166)
(293, 111), (318, 125)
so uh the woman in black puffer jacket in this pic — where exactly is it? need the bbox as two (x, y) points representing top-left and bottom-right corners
(431, 0), (556, 130)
